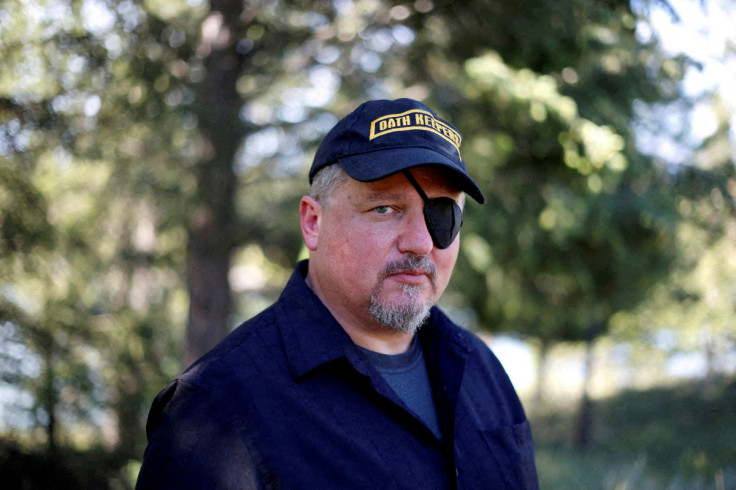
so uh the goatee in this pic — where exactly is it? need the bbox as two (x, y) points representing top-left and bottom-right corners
(368, 255), (436, 334)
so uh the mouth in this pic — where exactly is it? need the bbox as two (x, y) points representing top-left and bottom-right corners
(379, 256), (437, 288)
(387, 269), (431, 285)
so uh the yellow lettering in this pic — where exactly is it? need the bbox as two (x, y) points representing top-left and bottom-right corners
(369, 110), (462, 154)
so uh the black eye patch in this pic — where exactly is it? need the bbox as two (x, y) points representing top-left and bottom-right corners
(403, 171), (463, 249)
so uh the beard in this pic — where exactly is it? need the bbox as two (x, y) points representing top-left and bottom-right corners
(368, 255), (437, 335)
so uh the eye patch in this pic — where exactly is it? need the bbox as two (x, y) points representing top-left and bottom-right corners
(403, 171), (463, 249)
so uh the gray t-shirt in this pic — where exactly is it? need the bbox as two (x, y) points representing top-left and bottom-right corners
(357, 338), (442, 440)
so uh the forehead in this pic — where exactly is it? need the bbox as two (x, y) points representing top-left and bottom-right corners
(356, 166), (463, 197)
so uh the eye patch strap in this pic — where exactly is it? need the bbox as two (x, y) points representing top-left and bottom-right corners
(403, 171), (463, 249)
(403, 170), (430, 202)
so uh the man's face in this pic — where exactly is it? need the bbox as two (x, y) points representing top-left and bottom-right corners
(302, 166), (462, 335)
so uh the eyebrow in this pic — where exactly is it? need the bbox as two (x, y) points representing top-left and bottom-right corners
(365, 191), (405, 202)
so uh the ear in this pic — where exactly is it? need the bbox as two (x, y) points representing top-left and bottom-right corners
(300, 196), (321, 251)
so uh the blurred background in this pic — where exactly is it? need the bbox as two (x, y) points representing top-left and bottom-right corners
(1, 0), (734, 487)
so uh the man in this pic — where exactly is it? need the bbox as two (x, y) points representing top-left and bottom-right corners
(136, 98), (538, 489)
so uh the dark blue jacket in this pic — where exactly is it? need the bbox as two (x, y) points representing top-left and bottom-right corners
(136, 261), (538, 489)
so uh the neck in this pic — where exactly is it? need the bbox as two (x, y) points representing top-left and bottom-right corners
(340, 325), (414, 354)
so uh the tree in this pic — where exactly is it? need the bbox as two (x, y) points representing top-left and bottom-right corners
(1, 0), (733, 483)
(0, 0), (203, 478)
(393, 0), (732, 446)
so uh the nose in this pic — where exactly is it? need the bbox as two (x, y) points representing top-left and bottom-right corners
(398, 206), (433, 256)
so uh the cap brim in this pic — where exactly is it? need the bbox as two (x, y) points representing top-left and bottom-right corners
(338, 148), (486, 204)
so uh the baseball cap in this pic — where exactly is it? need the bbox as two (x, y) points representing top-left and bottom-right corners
(309, 98), (485, 204)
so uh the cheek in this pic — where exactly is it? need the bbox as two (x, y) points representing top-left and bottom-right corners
(343, 235), (388, 276)
(326, 221), (385, 276)
(433, 244), (459, 286)
(338, 217), (394, 253)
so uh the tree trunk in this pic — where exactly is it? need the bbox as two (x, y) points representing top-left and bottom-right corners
(573, 322), (603, 451)
(185, 0), (244, 367)
(40, 342), (57, 456)
(535, 339), (551, 406)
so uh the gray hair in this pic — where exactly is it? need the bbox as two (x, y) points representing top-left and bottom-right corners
(311, 163), (349, 206)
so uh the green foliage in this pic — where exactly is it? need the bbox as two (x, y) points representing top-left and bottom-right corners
(0, 0), (734, 484)
(431, 5), (687, 343)
(0, 0), (197, 463)
(611, 200), (736, 376)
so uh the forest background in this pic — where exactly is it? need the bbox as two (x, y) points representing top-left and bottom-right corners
(1, 0), (734, 488)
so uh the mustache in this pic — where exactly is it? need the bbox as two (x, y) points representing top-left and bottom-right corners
(378, 255), (437, 285)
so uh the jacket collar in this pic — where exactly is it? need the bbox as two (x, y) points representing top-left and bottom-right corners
(275, 261), (362, 380)
(275, 260), (472, 382)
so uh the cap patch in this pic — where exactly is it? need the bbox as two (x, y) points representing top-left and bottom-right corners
(369, 109), (462, 156)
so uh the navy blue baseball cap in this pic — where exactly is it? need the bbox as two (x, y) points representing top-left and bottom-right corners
(309, 98), (485, 204)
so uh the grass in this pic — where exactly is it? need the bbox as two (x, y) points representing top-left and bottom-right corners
(531, 378), (736, 489)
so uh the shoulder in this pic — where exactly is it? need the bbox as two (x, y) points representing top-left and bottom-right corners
(180, 304), (281, 386)
(137, 375), (265, 488)
(138, 307), (285, 487)
(146, 305), (281, 425)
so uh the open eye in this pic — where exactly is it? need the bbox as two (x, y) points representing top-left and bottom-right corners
(373, 205), (393, 215)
